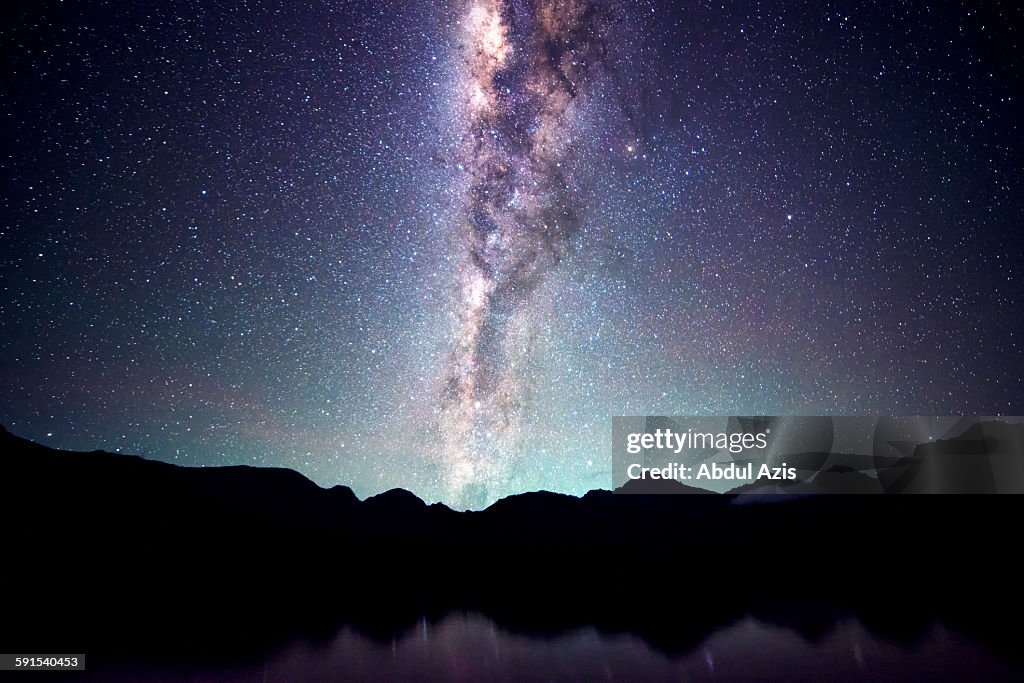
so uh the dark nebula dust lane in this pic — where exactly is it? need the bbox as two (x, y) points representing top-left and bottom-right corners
(440, 0), (625, 502)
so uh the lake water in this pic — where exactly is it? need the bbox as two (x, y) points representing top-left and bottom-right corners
(97, 612), (1020, 681)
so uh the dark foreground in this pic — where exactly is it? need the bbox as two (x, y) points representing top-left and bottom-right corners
(1, 425), (1022, 679)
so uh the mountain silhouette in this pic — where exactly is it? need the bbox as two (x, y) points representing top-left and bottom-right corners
(1, 424), (1022, 676)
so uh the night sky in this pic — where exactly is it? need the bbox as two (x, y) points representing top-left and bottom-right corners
(2, 1), (1021, 508)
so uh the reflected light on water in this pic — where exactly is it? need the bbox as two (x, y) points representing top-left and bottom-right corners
(97, 613), (1020, 682)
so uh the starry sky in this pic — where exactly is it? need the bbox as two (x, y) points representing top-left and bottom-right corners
(2, 1), (1021, 508)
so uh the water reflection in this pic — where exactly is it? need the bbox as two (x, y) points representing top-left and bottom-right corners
(105, 613), (1021, 682)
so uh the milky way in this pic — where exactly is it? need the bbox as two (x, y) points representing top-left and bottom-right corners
(439, 0), (619, 502)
